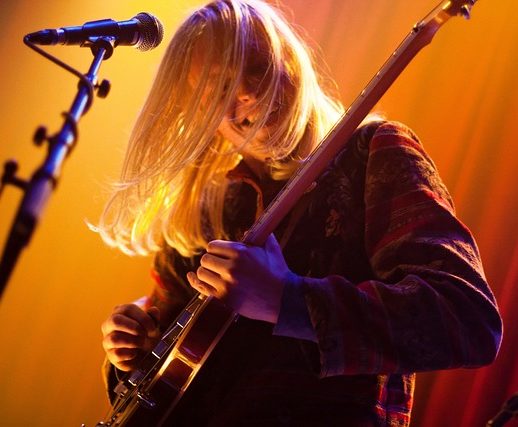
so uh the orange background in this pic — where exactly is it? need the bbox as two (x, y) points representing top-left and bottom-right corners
(0, 1), (517, 426)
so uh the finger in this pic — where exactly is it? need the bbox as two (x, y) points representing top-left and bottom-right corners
(103, 331), (145, 351)
(200, 253), (232, 276)
(112, 304), (157, 336)
(112, 359), (140, 372)
(107, 347), (139, 363)
(102, 312), (146, 337)
(197, 266), (229, 291)
(206, 239), (248, 258)
(187, 271), (218, 296)
(106, 347), (142, 371)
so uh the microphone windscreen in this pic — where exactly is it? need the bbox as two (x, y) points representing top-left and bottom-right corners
(134, 13), (164, 51)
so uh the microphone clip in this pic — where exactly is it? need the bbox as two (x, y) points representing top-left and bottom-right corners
(84, 36), (116, 60)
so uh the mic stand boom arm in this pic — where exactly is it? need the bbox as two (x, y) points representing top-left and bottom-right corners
(0, 37), (114, 297)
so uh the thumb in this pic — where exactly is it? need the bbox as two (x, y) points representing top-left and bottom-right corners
(133, 295), (151, 309)
(146, 306), (160, 326)
(264, 233), (283, 255)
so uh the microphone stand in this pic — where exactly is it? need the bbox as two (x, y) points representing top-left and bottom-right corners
(0, 37), (114, 298)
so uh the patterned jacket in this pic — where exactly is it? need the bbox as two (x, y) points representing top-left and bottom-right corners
(113, 121), (503, 426)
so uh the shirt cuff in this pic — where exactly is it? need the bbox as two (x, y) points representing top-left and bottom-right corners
(272, 272), (318, 342)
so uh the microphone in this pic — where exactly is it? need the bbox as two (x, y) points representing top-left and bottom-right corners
(25, 12), (164, 51)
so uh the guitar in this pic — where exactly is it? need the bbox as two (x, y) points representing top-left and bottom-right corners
(96, 1), (478, 425)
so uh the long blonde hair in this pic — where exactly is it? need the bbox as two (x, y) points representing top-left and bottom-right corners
(95, 0), (344, 257)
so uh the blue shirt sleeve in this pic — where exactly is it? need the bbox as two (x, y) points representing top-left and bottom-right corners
(272, 271), (318, 342)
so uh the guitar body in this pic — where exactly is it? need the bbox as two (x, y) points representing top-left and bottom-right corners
(104, 299), (282, 426)
(97, 1), (478, 425)
(103, 296), (237, 426)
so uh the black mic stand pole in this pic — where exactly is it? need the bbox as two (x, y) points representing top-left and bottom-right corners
(0, 37), (114, 298)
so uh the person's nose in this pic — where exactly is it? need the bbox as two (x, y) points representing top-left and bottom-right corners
(235, 87), (258, 127)
(237, 85), (257, 104)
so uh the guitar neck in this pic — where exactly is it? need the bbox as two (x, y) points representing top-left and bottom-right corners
(243, 0), (475, 246)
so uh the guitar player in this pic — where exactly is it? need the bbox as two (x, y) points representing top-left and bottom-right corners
(99, 0), (502, 425)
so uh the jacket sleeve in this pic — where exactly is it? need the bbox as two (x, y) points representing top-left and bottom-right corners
(275, 121), (503, 377)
